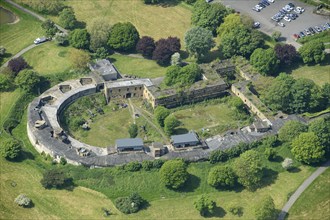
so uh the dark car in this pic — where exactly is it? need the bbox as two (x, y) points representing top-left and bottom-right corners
(299, 32), (305, 38)
(261, 0), (270, 6)
(288, 3), (295, 8)
(258, 3), (266, 8)
(308, 27), (315, 34)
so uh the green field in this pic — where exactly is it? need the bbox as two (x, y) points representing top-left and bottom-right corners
(291, 64), (330, 86)
(110, 53), (167, 78)
(65, 0), (192, 43)
(22, 43), (81, 75)
(0, 1), (43, 65)
(288, 168), (330, 220)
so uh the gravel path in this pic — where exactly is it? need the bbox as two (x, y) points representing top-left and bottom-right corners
(277, 160), (330, 220)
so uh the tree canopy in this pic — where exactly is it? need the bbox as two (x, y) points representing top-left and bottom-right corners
(274, 44), (297, 66)
(164, 114), (180, 135)
(278, 120), (308, 143)
(291, 132), (326, 164)
(7, 56), (28, 76)
(1, 138), (22, 160)
(41, 19), (58, 37)
(152, 37), (181, 66)
(69, 29), (90, 49)
(194, 194), (216, 216)
(40, 169), (73, 189)
(164, 63), (202, 87)
(308, 117), (330, 153)
(254, 196), (277, 220)
(15, 69), (41, 92)
(160, 159), (188, 189)
(298, 40), (325, 64)
(87, 18), (112, 51)
(136, 36), (156, 58)
(184, 27), (215, 60)
(23, 0), (64, 15)
(207, 165), (236, 188)
(59, 7), (77, 30)
(250, 48), (279, 76)
(154, 106), (171, 127)
(108, 22), (140, 52)
(233, 150), (263, 191)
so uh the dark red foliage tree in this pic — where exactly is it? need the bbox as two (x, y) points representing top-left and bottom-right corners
(274, 44), (297, 65)
(136, 36), (156, 58)
(152, 37), (181, 66)
(7, 57), (29, 76)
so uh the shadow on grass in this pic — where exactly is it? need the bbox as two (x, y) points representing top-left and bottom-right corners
(75, 20), (86, 29)
(288, 167), (301, 173)
(272, 155), (284, 162)
(177, 174), (201, 193)
(158, 0), (181, 7)
(12, 150), (35, 162)
(260, 168), (279, 188)
(206, 206), (227, 218)
(174, 127), (189, 135)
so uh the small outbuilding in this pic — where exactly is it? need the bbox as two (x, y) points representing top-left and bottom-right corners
(171, 132), (200, 148)
(116, 138), (144, 152)
(89, 59), (119, 81)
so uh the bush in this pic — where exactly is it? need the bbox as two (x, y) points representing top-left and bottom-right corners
(60, 157), (67, 165)
(142, 160), (153, 171)
(7, 57), (28, 76)
(194, 194), (216, 216)
(14, 194), (32, 207)
(125, 161), (142, 172)
(1, 138), (22, 160)
(152, 159), (165, 169)
(154, 106), (170, 127)
(264, 147), (277, 161)
(164, 114), (180, 136)
(160, 159), (188, 189)
(115, 193), (146, 214)
(254, 196), (277, 220)
(128, 124), (138, 138)
(0, 74), (13, 92)
(40, 169), (73, 189)
(207, 165), (236, 188)
(282, 158), (294, 170)
(209, 150), (228, 164)
(228, 204), (243, 216)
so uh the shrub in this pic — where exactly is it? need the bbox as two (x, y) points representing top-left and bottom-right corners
(282, 158), (294, 170)
(142, 160), (153, 171)
(128, 124), (138, 138)
(160, 159), (188, 189)
(14, 194), (32, 207)
(125, 161), (142, 172)
(164, 114), (180, 136)
(264, 148), (277, 161)
(228, 204), (243, 216)
(115, 193), (146, 214)
(254, 196), (277, 220)
(0, 74), (12, 92)
(194, 194), (216, 216)
(209, 150), (228, 164)
(152, 159), (165, 169)
(1, 138), (22, 160)
(60, 157), (67, 165)
(7, 57), (28, 76)
(40, 169), (73, 189)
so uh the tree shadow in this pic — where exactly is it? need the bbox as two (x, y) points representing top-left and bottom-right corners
(174, 127), (189, 135)
(158, 0), (181, 7)
(75, 20), (86, 29)
(12, 150), (35, 162)
(206, 206), (227, 218)
(288, 167), (301, 173)
(259, 168), (279, 188)
(177, 174), (201, 193)
(24, 201), (35, 209)
(200, 49), (223, 64)
(272, 155), (284, 162)
(140, 200), (151, 211)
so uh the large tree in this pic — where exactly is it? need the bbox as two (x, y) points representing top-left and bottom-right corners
(217, 14), (242, 39)
(250, 48), (279, 76)
(41, 19), (58, 37)
(164, 114), (180, 135)
(160, 159), (188, 189)
(254, 196), (277, 220)
(0, 74), (12, 92)
(308, 117), (330, 153)
(207, 165), (236, 188)
(40, 169), (72, 189)
(299, 40), (326, 64)
(59, 7), (77, 30)
(1, 138), (22, 160)
(69, 29), (90, 49)
(14, 69), (41, 92)
(70, 49), (91, 69)
(194, 194), (216, 216)
(291, 132), (325, 164)
(220, 25), (263, 58)
(87, 18), (112, 51)
(191, 0), (228, 35)
(24, 0), (64, 15)
(278, 120), (308, 143)
(233, 150), (263, 191)
(184, 27), (215, 60)
(274, 44), (297, 66)
(154, 106), (170, 127)
(7, 56), (28, 76)
(136, 36), (156, 58)
(152, 37), (181, 66)
(108, 22), (140, 52)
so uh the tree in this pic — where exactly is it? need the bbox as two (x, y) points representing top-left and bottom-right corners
(159, 159), (188, 189)
(136, 36), (156, 58)
(278, 120), (308, 143)
(69, 29), (90, 49)
(14, 194), (32, 207)
(308, 117), (330, 153)
(0, 46), (6, 56)
(207, 165), (236, 188)
(141, 160), (153, 171)
(209, 150), (228, 163)
(264, 147), (277, 161)
(254, 196), (277, 220)
(164, 114), (180, 135)
(23, 0), (64, 15)
(191, 0), (228, 35)
(228, 204), (244, 216)
(220, 25), (263, 58)
(108, 22), (140, 52)
(299, 40), (325, 64)
(291, 132), (325, 164)
(7, 57), (28, 75)
(15, 69), (41, 92)
(250, 48), (279, 76)
(282, 158), (294, 170)
(217, 14), (242, 39)
(115, 193), (145, 214)
(154, 106), (170, 127)
(94, 47), (109, 59)
(59, 8), (77, 30)
(274, 44), (297, 65)
(87, 18), (112, 51)
(1, 138), (21, 160)
(233, 150), (263, 191)
(184, 27), (215, 60)
(194, 194), (216, 216)
(271, 31), (281, 41)
(164, 63), (202, 87)
(70, 49), (91, 69)
(40, 169), (72, 189)
(171, 52), (181, 66)
(54, 32), (69, 46)
(0, 74), (12, 92)
(152, 37), (181, 66)
(41, 19), (58, 37)
(128, 124), (138, 138)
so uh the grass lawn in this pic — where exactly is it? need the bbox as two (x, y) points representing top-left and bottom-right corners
(290, 64), (330, 86)
(0, 90), (21, 126)
(172, 99), (251, 136)
(22, 42), (79, 75)
(0, 1), (43, 65)
(110, 54), (167, 78)
(288, 168), (330, 220)
(65, 0), (192, 43)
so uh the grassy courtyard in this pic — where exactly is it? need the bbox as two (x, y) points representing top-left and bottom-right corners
(288, 168), (330, 220)
(0, 1), (43, 65)
(290, 64), (330, 86)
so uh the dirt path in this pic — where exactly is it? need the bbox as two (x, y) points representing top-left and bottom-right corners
(277, 160), (330, 220)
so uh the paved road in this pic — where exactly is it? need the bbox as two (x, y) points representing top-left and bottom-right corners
(278, 160), (330, 220)
(1, 44), (41, 67)
(4, 0), (67, 33)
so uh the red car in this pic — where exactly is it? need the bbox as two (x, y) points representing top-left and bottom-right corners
(292, 34), (300, 41)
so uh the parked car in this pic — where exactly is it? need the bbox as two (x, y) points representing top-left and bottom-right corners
(299, 32), (305, 38)
(278, 22), (285, 27)
(325, 22), (330, 29)
(261, 0), (270, 6)
(308, 27), (315, 34)
(294, 6), (304, 13)
(292, 34), (300, 41)
(304, 29), (311, 35)
(253, 7), (261, 12)
(283, 16), (291, 22)
(322, 25), (327, 31)
(288, 3), (295, 8)
(255, 4), (263, 10)
(268, 0), (275, 3)
(253, 22), (261, 28)
(205, 0), (213, 3)
(34, 37), (47, 44)
(315, 26), (322, 32)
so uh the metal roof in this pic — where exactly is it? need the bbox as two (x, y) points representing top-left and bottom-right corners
(171, 132), (199, 144)
(116, 138), (144, 148)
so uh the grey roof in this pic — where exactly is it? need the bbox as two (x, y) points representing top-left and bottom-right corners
(90, 59), (118, 77)
(116, 138), (144, 148)
(171, 132), (199, 144)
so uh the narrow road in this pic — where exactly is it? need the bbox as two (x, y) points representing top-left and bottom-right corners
(278, 160), (330, 220)
(2, 44), (41, 67)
